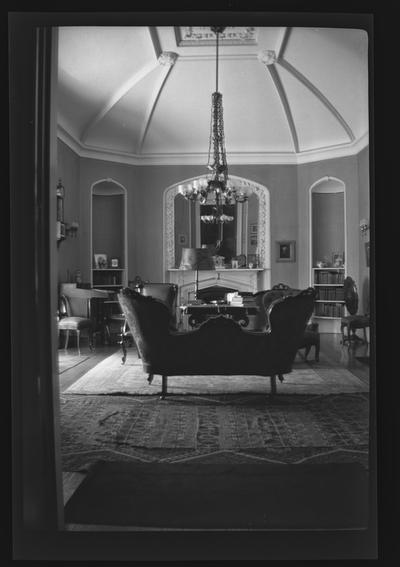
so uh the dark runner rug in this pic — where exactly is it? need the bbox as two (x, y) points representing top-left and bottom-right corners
(64, 460), (369, 529)
(60, 393), (369, 471)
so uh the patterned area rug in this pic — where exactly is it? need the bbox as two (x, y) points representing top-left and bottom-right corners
(60, 392), (369, 471)
(64, 350), (369, 396)
(58, 353), (90, 374)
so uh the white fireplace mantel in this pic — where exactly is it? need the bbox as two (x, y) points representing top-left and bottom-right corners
(168, 268), (270, 306)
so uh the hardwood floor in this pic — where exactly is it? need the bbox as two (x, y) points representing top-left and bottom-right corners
(59, 344), (121, 392)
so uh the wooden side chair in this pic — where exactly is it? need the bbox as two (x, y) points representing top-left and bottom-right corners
(340, 277), (370, 344)
(58, 294), (94, 355)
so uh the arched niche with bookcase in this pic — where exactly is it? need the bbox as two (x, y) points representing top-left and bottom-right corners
(90, 178), (127, 291)
(309, 176), (346, 333)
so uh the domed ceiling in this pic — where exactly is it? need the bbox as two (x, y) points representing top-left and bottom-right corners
(57, 26), (369, 165)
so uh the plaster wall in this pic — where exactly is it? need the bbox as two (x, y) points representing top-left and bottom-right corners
(57, 139), (369, 303)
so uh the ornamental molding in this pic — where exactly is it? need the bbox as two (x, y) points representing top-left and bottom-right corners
(176, 26), (257, 46)
(57, 125), (369, 166)
(158, 51), (178, 67)
(257, 49), (277, 66)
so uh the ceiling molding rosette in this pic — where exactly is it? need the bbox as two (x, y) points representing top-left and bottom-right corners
(158, 51), (178, 67)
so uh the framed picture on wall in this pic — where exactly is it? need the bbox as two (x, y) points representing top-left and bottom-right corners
(276, 240), (296, 262)
(250, 223), (258, 234)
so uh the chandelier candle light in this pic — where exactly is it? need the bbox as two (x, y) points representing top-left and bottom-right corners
(179, 26), (248, 248)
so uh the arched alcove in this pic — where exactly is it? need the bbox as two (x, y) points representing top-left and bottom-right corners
(90, 178), (128, 289)
(309, 176), (346, 332)
(309, 176), (346, 268)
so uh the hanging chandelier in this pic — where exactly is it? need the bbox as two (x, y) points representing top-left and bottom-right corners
(179, 26), (248, 225)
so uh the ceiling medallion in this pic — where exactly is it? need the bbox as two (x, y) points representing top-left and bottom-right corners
(176, 26), (257, 46)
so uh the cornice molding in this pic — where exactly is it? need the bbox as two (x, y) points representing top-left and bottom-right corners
(57, 125), (368, 166)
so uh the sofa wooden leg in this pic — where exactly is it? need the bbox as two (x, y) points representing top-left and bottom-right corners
(270, 375), (277, 396)
(148, 373), (154, 384)
(160, 375), (168, 399)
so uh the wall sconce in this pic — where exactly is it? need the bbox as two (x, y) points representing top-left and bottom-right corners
(359, 219), (369, 236)
(65, 221), (79, 238)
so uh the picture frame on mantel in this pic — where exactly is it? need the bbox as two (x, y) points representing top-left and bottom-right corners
(276, 240), (296, 262)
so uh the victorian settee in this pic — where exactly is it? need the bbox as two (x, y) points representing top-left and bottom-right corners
(117, 287), (316, 398)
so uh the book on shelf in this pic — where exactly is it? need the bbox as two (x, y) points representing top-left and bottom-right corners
(315, 303), (344, 317)
(315, 270), (344, 284)
(317, 287), (345, 301)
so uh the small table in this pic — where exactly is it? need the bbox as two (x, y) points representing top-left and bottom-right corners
(180, 302), (259, 329)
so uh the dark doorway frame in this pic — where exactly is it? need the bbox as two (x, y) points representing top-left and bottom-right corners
(9, 10), (379, 562)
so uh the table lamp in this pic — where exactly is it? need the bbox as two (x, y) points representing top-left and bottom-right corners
(179, 247), (213, 301)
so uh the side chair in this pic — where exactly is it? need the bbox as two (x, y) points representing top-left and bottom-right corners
(58, 294), (94, 356)
(119, 282), (178, 364)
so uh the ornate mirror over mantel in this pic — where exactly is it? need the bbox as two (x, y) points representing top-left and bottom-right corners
(168, 176), (269, 271)
(164, 176), (271, 302)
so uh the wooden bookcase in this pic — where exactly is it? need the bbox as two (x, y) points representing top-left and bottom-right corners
(92, 268), (125, 291)
(91, 181), (127, 292)
(312, 267), (345, 332)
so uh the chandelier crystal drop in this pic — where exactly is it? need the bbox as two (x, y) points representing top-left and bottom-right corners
(179, 26), (248, 225)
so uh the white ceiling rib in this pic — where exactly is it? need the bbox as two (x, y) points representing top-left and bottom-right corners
(148, 26), (162, 59)
(266, 64), (299, 153)
(276, 27), (292, 60)
(138, 53), (179, 154)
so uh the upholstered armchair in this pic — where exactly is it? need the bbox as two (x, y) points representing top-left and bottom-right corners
(263, 284), (320, 361)
(117, 287), (316, 398)
(141, 283), (178, 326)
(119, 282), (178, 364)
